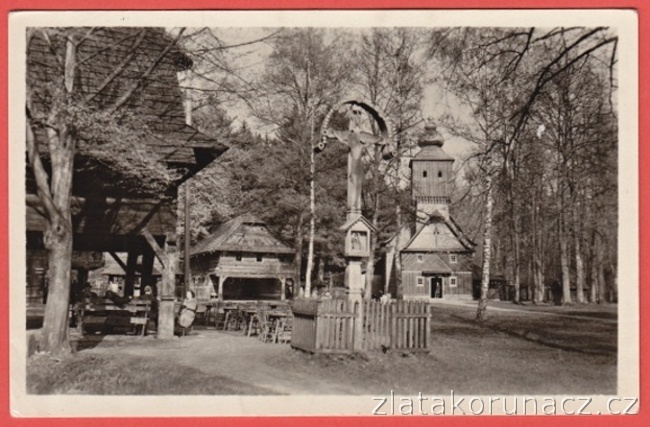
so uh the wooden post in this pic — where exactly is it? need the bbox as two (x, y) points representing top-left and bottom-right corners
(141, 247), (155, 293)
(124, 249), (138, 297)
(217, 275), (225, 301)
(158, 233), (177, 339)
(280, 277), (286, 301)
(184, 183), (191, 297)
(353, 299), (363, 352)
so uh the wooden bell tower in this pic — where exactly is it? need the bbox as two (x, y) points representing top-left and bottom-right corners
(410, 122), (454, 221)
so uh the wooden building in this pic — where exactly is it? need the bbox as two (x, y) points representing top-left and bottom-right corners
(190, 214), (295, 301)
(87, 252), (167, 297)
(26, 250), (104, 304)
(25, 28), (228, 337)
(385, 123), (475, 299)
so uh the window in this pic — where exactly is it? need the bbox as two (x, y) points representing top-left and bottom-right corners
(449, 276), (458, 287)
(417, 254), (424, 262)
(423, 170), (428, 178)
(438, 171), (443, 178)
(416, 277), (424, 287)
(450, 254), (458, 264)
(235, 253), (242, 261)
(256, 254), (263, 262)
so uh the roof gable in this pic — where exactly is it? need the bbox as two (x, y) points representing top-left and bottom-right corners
(339, 215), (377, 233)
(403, 217), (474, 252)
(191, 214), (294, 256)
(402, 253), (452, 273)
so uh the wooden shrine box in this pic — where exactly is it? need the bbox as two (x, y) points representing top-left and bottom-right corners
(339, 215), (377, 258)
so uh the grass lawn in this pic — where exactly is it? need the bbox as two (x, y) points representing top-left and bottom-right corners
(270, 302), (617, 395)
(26, 302), (617, 395)
(28, 351), (273, 395)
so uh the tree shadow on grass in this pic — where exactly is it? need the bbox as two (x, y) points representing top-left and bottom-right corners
(449, 314), (617, 357)
(563, 310), (617, 321)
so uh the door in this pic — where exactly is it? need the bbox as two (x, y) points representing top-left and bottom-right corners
(430, 277), (443, 298)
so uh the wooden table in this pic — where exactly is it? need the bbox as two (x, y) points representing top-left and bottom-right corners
(263, 310), (290, 343)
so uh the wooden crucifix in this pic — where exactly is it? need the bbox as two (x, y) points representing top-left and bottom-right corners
(317, 101), (395, 220)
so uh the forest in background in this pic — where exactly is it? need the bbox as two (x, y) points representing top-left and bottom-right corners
(175, 27), (618, 307)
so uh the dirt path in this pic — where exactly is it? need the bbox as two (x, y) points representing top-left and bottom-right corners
(84, 331), (363, 395)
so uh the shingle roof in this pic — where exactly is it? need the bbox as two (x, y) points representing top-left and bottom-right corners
(27, 27), (228, 181)
(190, 214), (295, 256)
(411, 145), (455, 162)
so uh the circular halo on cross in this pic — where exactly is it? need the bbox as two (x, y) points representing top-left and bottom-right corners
(317, 100), (395, 158)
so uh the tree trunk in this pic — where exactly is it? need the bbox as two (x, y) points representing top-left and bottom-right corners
(559, 210), (572, 305)
(33, 35), (78, 355)
(41, 222), (73, 355)
(512, 232), (521, 303)
(293, 212), (305, 297)
(592, 232), (605, 303)
(509, 186), (521, 304)
(590, 246), (599, 303)
(597, 255), (606, 303)
(476, 174), (493, 321)
(305, 128), (316, 297)
(573, 194), (585, 304)
(574, 233), (585, 304)
(40, 142), (75, 354)
(393, 197), (403, 298)
(531, 189), (544, 304)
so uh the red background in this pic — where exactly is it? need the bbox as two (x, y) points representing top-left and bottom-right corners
(0, 1), (646, 426)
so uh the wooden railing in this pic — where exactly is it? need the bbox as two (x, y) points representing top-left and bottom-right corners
(291, 299), (430, 354)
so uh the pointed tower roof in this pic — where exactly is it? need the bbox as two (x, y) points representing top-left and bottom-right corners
(410, 121), (454, 164)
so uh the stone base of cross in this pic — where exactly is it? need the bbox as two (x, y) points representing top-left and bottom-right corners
(345, 259), (364, 302)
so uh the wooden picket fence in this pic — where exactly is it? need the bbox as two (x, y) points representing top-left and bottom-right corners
(362, 300), (431, 352)
(290, 299), (430, 354)
(291, 299), (356, 353)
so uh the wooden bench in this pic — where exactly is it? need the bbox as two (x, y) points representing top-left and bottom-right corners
(74, 300), (152, 336)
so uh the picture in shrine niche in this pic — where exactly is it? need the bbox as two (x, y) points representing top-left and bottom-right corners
(350, 230), (367, 252)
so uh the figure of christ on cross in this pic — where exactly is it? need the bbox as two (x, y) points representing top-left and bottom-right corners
(320, 105), (394, 218)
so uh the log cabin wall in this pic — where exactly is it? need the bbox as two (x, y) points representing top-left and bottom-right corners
(217, 253), (294, 278)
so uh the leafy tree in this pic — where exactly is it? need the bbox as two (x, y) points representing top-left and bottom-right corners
(26, 27), (193, 354)
(427, 27), (617, 317)
(234, 28), (355, 294)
